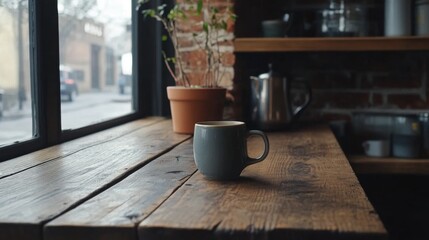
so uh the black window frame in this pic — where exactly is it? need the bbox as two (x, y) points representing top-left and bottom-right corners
(0, 0), (167, 162)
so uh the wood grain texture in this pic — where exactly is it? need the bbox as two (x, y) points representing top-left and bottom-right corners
(44, 139), (196, 240)
(0, 120), (190, 240)
(234, 37), (429, 52)
(349, 155), (429, 175)
(139, 126), (387, 240)
(0, 117), (164, 179)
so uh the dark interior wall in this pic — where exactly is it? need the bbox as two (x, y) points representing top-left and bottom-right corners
(235, 51), (429, 122)
(233, 1), (429, 239)
(233, 0), (429, 124)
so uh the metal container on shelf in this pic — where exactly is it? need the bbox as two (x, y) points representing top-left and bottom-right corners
(415, 0), (429, 36)
(385, 0), (411, 36)
(419, 113), (429, 156)
(392, 116), (421, 158)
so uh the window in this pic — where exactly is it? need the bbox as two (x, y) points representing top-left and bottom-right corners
(0, 0), (34, 147)
(58, 0), (134, 130)
(0, 0), (161, 162)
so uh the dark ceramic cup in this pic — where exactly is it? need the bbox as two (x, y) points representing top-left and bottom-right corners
(193, 121), (269, 180)
(261, 20), (285, 37)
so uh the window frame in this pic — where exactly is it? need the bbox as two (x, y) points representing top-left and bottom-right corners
(0, 0), (164, 162)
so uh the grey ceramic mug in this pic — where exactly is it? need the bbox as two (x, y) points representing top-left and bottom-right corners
(193, 121), (269, 180)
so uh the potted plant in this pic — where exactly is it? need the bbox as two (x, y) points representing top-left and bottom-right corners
(138, 0), (236, 134)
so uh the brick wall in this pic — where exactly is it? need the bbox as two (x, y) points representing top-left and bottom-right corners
(176, 0), (235, 89)
(296, 52), (429, 121)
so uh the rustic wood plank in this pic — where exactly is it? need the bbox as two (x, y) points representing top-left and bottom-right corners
(349, 155), (429, 175)
(139, 126), (387, 240)
(234, 37), (429, 52)
(0, 120), (190, 240)
(44, 139), (196, 240)
(0, 117), (164, 179)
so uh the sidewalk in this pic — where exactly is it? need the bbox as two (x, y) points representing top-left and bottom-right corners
(0, 91), (132, 121)
(1, 100), (32, 120)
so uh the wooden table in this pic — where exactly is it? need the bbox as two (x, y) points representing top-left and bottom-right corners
(0, 118), (387, 240)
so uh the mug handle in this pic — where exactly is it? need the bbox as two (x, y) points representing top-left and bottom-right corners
(246, 130), (270, 166)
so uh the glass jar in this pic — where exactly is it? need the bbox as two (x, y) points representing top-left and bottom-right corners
(317, 0), (368, 37)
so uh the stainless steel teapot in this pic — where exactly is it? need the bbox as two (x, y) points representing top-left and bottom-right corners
(250, 64), (312, 130)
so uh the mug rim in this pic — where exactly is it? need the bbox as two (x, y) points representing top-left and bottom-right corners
(195, 121), (245, 127)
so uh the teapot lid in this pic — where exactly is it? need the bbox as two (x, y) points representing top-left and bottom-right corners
(258, 63), (281, 79)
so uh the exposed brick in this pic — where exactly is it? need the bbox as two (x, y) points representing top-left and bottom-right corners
(309, 73), (356, 89)
(371, 93), (384, 106)
(176, 0), (234, 6)
(311, 92), (371, 109)
(221, 52), (235, 67)
(227, 18), (235, 32)
(361, 74), (422, 89)
(387, 94), (429, 109)
(176, 20), (202, 33)
(217, 70), (234, 89)
(177, 37), (195, 49)
(219, 39), (234, 46)
(184, 71), (206, 86)
(180, 50), (207, 69)
(175, 0), (235, 88)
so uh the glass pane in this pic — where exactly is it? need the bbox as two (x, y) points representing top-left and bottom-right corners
(0, 1), (34, 147)
(58, 0), (133, 130)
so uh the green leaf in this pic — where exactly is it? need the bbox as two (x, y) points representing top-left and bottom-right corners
(162, 35), (168, 42)
(177, 9), (186, 19)
(197, 0), (203, 14)
(167, 9), (174, 20)
(142, 9), (155, 18)
(203, 22), (209, 32)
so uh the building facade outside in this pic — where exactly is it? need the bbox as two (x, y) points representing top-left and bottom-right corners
(0, 4), (129, 113)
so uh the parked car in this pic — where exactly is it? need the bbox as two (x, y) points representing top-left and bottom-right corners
(60, 65), (79, 102)
(0, 89), (4, 118)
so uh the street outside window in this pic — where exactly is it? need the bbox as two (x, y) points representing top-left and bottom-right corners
(58, 0), (134, 130)
(0, 0), (34, 147)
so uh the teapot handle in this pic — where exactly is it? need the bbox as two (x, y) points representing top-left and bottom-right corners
(292, 81), (312, 120)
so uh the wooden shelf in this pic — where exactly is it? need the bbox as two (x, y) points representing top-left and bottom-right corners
(348, 155), (429, 175)
(234, 37), (429, 52)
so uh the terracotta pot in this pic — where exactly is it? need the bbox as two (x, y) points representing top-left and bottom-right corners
(167, 86), (226, 134)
